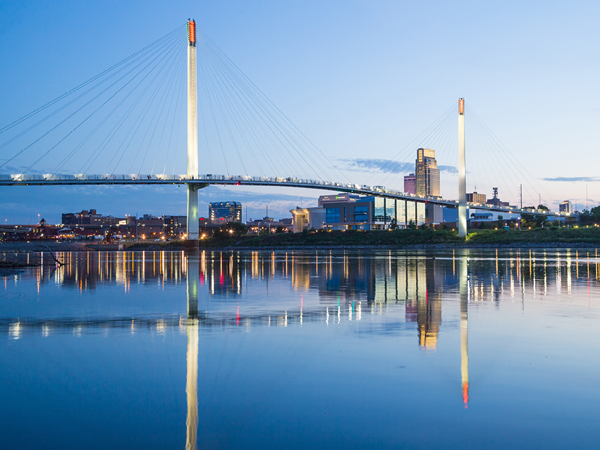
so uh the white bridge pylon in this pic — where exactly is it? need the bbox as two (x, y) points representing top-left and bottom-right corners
(187, 19), (200, 245)
(458, 98), (467, 237)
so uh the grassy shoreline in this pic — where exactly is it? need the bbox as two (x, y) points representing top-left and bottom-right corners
(2, 228), (598, 253)
(125, 228), (600, 250)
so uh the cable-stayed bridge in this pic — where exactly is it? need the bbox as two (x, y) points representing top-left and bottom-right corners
(0, 20), (564, 241)
(0, 172), (553, 215)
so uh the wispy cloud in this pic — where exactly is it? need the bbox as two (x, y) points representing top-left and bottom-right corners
(340, 158), (413, 174)
(340, 158), (458, 175)
(1, 165), (45, 174)
(438, 165), (458, 174)
(543, 176), (600, 182)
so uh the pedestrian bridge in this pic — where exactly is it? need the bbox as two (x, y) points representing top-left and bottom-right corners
(0, 172), (564, 217)
(0, 20), (567, 232)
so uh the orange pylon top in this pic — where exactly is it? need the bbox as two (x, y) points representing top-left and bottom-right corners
(187, 20), (196, 46)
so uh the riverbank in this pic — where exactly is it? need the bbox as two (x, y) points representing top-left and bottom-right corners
(2, 228), (599, 253)
(128, 228), (600, 250)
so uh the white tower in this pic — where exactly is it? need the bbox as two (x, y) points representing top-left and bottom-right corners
(187, 19), (199, 245)
(458, 98), (467, 238)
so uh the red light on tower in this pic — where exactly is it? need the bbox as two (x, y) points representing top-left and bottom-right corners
(459, 98), (464, 115)
(188, 19), (196, 46)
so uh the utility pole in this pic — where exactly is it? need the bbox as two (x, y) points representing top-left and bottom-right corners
(519, 184), (523, 209)
(458, 98), (467, 238)
(586, 184), (588, 211)
(186, 19), (199, 247)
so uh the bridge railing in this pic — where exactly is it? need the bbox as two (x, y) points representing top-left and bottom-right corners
(0, 172), (458, 204)
(2, 172), (568, 216)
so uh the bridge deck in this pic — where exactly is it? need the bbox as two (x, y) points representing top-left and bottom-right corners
(0, 173), (564, 217)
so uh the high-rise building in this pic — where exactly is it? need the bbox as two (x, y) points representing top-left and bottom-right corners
(209, 202), (242, 223)
(404, 173), (416, 194)
(415, 148), (440, 198)
(559, 200), (572, 214)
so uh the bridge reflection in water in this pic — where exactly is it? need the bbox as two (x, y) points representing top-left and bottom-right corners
(2, 248), (599, 447)
(186, 252), (199, 450)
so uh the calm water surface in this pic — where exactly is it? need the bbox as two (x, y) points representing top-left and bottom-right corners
(1, 248), (600, 449)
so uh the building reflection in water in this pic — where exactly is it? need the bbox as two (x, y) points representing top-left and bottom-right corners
(6, 249), (600, 350)
(21, 248), (600, 305)
(206, 251), (242, 297)
(3, 248), (600, 434)
(29, 251), (187, 292)
(402, 258), (443, 350)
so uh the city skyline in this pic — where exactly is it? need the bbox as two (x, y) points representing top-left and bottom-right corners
(1, 176), (595, 226)
(1, 0), (598, 222)
(2, 2), (599, 443)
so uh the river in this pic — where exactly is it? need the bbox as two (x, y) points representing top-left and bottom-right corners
(1, 248), (599, 449)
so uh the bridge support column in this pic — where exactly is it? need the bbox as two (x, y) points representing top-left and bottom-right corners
(458, 98), (467, 238)
(187, 185), (199, 242)
(186, 19), (199, 246)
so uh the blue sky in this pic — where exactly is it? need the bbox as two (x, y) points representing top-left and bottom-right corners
(1, 0), (599, 224)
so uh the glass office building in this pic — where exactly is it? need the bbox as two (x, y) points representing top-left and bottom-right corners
(322, 195), (426, 230)
(415, 148), (441, 198)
